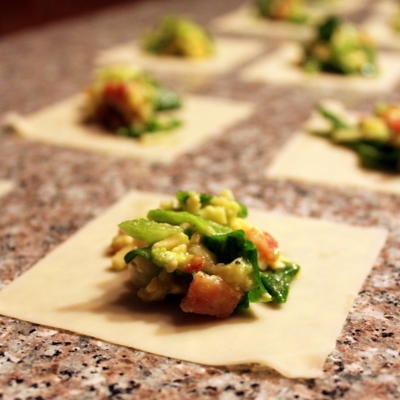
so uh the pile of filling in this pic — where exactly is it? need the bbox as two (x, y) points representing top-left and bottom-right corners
(84, 66), (182, 137)
(109, 190), (300, 318)
(143, 15), (214, 59)
(315, 103), (400, 172)
(255, 0), (307, 23)
(303, 16), (378, 76)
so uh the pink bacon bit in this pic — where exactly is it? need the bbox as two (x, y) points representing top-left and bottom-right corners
(384, 106), (400, 134)
(245, 228), (279, 264)
(103, 82), (129, 102)
(182, 255), (205, 274)
(180, 272), (243, 318)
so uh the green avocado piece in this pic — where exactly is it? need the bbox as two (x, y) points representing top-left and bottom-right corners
(147, 209), (231, 236)
(119, 218), (183, 244)
(155, 86), (182, 111)
(317, 105), (351, 129)
(331, 127), (362, 142)
(359, 117), (391, 142)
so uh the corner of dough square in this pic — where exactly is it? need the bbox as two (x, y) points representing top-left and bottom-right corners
(97, 37), (265, 75)
(212, 7), (313, 40)
(241, 42), (400, 93)
(266, 101), (400, 194)
(363, 1), (400, 49)
(7, 95), (253, 163)
(0, 190), (387, 378)
(0, 180), (13, 198)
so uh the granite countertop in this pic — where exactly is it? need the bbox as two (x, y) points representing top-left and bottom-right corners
(0, 0), (399, 398)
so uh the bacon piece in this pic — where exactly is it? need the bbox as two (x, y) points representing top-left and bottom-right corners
(274, 0), (294, 19)
(95, 83), (132, 130)
(245, 228), (279, 263)
(182, 255), (205, 274)
(384, 107), (400, 134)
(180, 272), (243, 318)
(103, 82), (129, 102)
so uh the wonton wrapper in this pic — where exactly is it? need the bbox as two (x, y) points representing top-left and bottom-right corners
(267, 100), (400, 194)
(0, 191), (387, 378)
(212, 0), (365, 39)
(97, 37), (264, 75)
(363, 0), (400, 49)
(6, 95), (252, 163)
(0, 180), (13, 197)
(212, 6), (313, 40)
(241, 42), (400, 93)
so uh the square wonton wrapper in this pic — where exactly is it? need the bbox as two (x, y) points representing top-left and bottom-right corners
(97, 37), (265, 75)
(363, 0), (400, 50)
(0, 180), (13, 197)
(212, 0), (365, 39)
(212, 6), (313, 41)
(267, 100), (400, 194)
(241, 42), (400, 93)
(6, 95), (252, 163)
(0, 190), (387, 378)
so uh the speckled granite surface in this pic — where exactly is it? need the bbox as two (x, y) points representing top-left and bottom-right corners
(0, 0), (399, 399)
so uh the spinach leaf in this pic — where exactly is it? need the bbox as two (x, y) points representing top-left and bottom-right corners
(200, 193), (213, 205)
(349, 140), (400, 172)
(260, 262), (300, 303)
(318, 16), (341, 41)
(236, 292), (250, 310)
(203, 230), (268, 304)
(176, 191), (213, 206)
(237, 202), (248, 218)
(124, 246), (152, 263)
(175, 191), (189, 204)
(117, 117), (182, 137)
